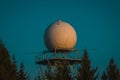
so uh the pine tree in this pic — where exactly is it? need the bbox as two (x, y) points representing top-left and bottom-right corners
(44, 60), (73, 80)
(54, 61), (73, 80)
(11, 54), (18, 80)
(0, 40), (18, 80)
(35, 74), (41, 80)
(107, 58), (120, 80)
(18, 62), (30, 80)
(45, 66), (54, 80)
(101, 72), (107, 80)
(0, 40), (30, 80)
(76, 49), (98, 80)
(101, 58), (120, 80)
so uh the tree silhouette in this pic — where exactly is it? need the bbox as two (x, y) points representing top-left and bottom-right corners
(45, 65), (54, 80)
(101, 72), (107, 80)
(34, 76), (41, 80)
(18, 62), (30, 80)
(37, 75), (41, 80)
(101, 58), (120, 80)
(0, 40), (18, 80)
(11, 54), (18, 80)
(44, 60), (73, 80)
(76, 49), (98, 80)
(54, 61), (73, 80)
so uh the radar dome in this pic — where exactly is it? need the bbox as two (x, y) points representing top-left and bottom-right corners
(44, 20), (77, 51)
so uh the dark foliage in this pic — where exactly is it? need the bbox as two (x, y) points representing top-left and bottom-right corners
(0, 40), (18, 80)
(18, 62), (30, 80)
(0, 40), (30, 80)
(101, 72), (107, 80)
(44, 60), (73, 80)
(54, 61), (73, 80)
(101, 58), (120, 80)
(76, 49), (98, 80)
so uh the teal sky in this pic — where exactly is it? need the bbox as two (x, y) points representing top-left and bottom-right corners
(0, 0), (120, 79)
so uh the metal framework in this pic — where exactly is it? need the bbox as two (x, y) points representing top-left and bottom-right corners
(35, 49), (81, 79)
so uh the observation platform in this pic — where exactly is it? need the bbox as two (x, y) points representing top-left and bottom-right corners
(41, 49), (80, 54)
(36, 58), (81, 65)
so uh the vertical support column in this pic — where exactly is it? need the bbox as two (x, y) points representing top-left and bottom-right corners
(54, 48), (56, 59)
(62, 51), (66, 58)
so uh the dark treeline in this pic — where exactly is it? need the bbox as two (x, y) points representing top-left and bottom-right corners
(0, 41), (30, 80)
(0, 41), (120, 80)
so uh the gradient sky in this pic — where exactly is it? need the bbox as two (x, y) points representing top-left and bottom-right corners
(0, 0), (120, 79)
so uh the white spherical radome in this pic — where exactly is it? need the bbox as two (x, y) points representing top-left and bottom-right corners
(44, 20), (77, 51)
